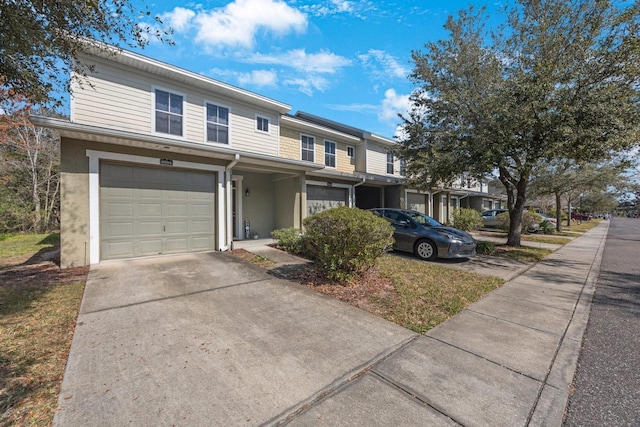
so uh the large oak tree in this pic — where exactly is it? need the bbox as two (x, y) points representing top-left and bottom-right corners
(398, 0), (640, 246)
(0, 0), (172, 106)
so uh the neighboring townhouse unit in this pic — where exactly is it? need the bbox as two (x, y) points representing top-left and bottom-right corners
(31, 44), (501, 268)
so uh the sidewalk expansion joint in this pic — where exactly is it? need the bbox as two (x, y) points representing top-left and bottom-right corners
(368, 369), (465, 426)
(81, 278), (273, 315)
(267, 334), (421, 426)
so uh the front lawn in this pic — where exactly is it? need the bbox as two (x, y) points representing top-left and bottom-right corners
(0, 234), (88, 427)
(286, 254), (504, 334)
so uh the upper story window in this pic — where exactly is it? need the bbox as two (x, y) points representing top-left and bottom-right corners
(400, 159), (407, 176)
(346, 145), (355, 158)
(324, 140), (336, 168)
(155, 89), (183, 136)
(301, 134), (315, 162)
(386, 152), (395, 174)
(256, 115), (269, 133)
(206, 103), (229, 144)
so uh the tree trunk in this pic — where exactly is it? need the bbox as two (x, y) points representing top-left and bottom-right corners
(499, 167), (528, 247)
(555, 192), (562, 232)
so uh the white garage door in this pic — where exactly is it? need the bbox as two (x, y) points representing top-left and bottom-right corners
(307, 185), (348, 216)
(100, 162), (216, 260)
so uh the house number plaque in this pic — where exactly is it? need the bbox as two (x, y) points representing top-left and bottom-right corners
(160, 159), (173, 166)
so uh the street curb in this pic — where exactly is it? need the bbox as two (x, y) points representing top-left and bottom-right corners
(529, 221), (608, 426)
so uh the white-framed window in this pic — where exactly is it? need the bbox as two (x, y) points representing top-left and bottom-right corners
(346, 145), (355, 158)
(301, 134), (315, 162)
(154, 89), (183, 136)
(324, 140), (336, 168)
(400, 158), (407, 176)
(386, 152), (394, 174)
(206, 102), (229, 144)
(256, 115), (269, 133)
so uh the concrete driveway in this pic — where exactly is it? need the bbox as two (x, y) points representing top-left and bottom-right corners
(54, 252), (416, 426)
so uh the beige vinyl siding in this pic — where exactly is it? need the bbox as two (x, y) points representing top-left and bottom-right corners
(366, 142), (390, 175)
(279, 124), (356, 173)
(366, 141), (402, 177)
(335, 142), (355, 174)
(279, 127), (300, 160)
(72, 55), (280, 156)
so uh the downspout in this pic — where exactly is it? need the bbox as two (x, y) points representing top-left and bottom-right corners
(221, 154), (240, 251)
(351, 176), (366, 207)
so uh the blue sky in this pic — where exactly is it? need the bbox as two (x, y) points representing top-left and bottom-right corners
(130, 0), (507, 138)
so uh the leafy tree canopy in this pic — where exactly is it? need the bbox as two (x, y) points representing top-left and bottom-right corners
(0, 0), (172, 107)
(398, 0), (640, 246)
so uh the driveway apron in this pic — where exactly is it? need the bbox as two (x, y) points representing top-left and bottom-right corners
(53, 252), (416, 426)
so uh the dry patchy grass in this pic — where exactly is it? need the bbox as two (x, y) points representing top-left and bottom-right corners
(0, 234), (87, 427)
(280, 254), (503, 334)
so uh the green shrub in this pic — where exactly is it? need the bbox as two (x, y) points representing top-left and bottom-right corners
(303, 206), (394, 282)
(452, 208), (483, 231)
(271, 227), (305, 254)
(476, 241), (496, 255)
(538, 219), (555, 235)
(496, 210), (542, 233)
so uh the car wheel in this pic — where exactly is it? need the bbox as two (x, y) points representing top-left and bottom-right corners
(414, 239), (437, 261)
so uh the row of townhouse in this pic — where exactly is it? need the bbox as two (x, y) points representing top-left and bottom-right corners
(32, 45), (503, 269)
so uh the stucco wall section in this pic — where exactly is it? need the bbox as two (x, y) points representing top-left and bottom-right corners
(60, 138), (90, 268)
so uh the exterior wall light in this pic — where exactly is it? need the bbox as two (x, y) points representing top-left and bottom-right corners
(245, 188), (250, 196)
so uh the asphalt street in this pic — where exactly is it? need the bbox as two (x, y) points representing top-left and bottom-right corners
(564, 217), (640, 426)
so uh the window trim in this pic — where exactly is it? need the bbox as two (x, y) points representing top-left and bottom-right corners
(386, 152), (395, 175)
(255, 114), (270, 134)
(204, 100), (231, 145)
(346, 145), (355, 158)
(324, 140), (336, 168)
(301, 133), (315, 162)
(152, 86), (186, 139)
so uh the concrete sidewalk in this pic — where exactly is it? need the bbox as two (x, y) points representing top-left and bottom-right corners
(242, 222), (607, 426)
(55, 222), (607, 426)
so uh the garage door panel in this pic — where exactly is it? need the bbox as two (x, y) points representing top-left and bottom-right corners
(191, 220), (212, 233)
(191, 203), (213, 216)
(138, 239), (163, 256)
(138, 221), (163, 237)
(165, 221), (188, 234)
(106, 202), (134, 217)
(138, 203), (162, 217)
(104, 241), (135, 259)
(165, 238), (188, 253)
(103, 222), (134, 238)
(192, 236), (213, 251)
(100, 162), (216, 261)
(166, 203), (188, 217)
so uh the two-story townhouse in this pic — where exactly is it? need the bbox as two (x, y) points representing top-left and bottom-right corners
(32, 45), (326, 268)
(31, 43), (500, 268)
(288, 112), (408, 211)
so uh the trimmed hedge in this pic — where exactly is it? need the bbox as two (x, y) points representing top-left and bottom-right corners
(303, 206), (394, 282)
(452, 208), (483, 231)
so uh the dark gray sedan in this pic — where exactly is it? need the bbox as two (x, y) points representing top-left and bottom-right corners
(370, 208), (477, 261)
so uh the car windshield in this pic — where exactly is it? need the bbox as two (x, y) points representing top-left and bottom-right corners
(406, 211), (441, 227)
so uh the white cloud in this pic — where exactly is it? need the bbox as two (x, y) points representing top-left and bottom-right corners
(283, 75), (330, 96)
(237, 69), (278, 87)
(192, 0), (307, 49)
(359, 49), (408, 82)
(161, 7), (196, 32)
(379, 88), (410, 122)
(247, 49), (352, 73)
(208, 68), (278, 88)
(300, 0), (375, 19)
